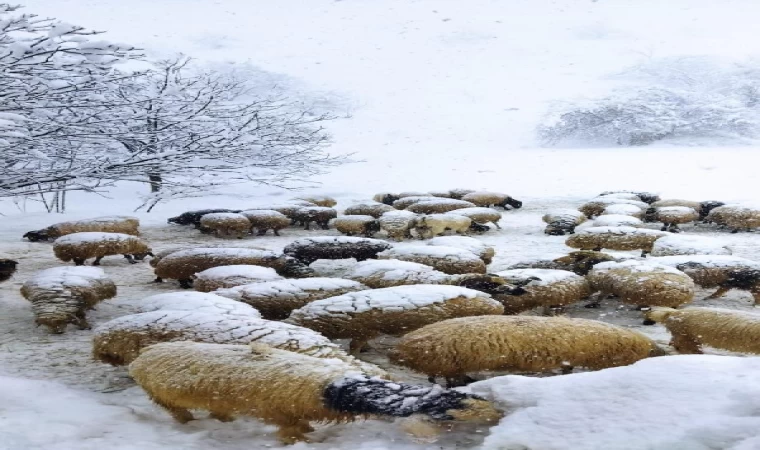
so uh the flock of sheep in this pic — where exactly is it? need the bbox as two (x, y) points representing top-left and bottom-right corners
(3, 188), (760, 445)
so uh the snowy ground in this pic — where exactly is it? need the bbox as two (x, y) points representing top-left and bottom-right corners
(3, 0), (760, 449)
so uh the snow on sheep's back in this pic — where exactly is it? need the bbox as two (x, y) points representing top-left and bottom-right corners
(16, 0), (760, 203)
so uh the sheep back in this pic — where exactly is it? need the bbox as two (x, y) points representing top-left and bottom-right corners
(414, 214), (472, 239)
(461, 192), (522, 209)
(588, 261), (695, 307)
(283, 237), (392, 265)
(25, 216), (140, 242)
(239, 210), (291, 235)
(406, 199), (476, 215)
(565, 226), (668, 253)
(52, 232), (151, 264)
(345, 259), (452, 288)
(199, 213), (252, 238)
(344, 202), (396, 218)
(333, 215), (381, 237)
(192, 265), (284, 292)
(378, 245), (486, 275)
(493, 268), (590, 313)
(293, 195), (336, 207)
(378, 210), (419, 241)
(426, 236), (495, 265)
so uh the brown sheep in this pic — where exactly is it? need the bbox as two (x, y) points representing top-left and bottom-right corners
(565, 226), (669, 256)
(24, 216), (140, 242)
(199, 213), (252, 238)
(239, 210), (291, 236)
(53, 232), (153, 266)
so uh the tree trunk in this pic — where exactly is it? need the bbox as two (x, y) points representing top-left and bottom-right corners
(148, 172), (162, 192)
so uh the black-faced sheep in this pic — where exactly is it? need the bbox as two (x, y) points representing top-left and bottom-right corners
(214, 278), (368, 320)
(292, 206), (338, 230)
(542, 209), (587, 235)
(565, 226), (669, 256)
(461, 192), (522, 210)
(644, 307), (760, 354)
(153, 247), (314, 288)
(198, 213), (252, 238)
(649, 199), (726, 221)
(283, 236), (392, 265)
(493, 268), (591, 314)
(333, 215), (381, 237)
(129, 342), (502, 444)
(389, 315), (665, 387)
(377, 245), (486, 275)
(379, 210), (420, 241)
(0, 259), (18, 282)
(167, 209), (240, 228)
(599, 191), (661, 204)
(286, 285), (504, 354)
(192, 265), (284, 292)
(414, 214), (477, 239)
(23, 216), (140, 242)
(447, 207), (502, 230)
(344, 202), (396, 218)
(643, 206), (699, 232)
(406, 199), (477, 215)
(293, 195), (336, 207)
(578, 198), (647, 218)
(21, 267), (116, 333)
(702, 205), (760, 233)
(373, 192), (401, 205)
(239, 210), (291, 236)
(53, 232), (153, 266)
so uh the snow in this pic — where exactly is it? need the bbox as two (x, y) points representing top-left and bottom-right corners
(543, 209), (585, 220)
(592, 259), (686, 276)
(346, 259), (450, 284)
(468, 355), (760, 450)
(597, 192), (642, 201)
(494, 268), (581, 286)
(426, 236), (492, 256)
(289, 236), (387, 246)
(22, 266), (112, 290)
(115, 292), (262, 318)
(214, 277), (366, 301)
(239, 209), (288, 219)
(193, 264), (282, 282)
(651, 234), (733, 257)
(575, 226), (668, 237)
(334, 214), (375, 223)
(592, 214), (644, 227)
(657, 206), (697, 214)
(198, 212), (249, 221)
(379, 245), (481, 262)
(648, 255), (760, 270)
(161, 247), (279, 261)
(586, 197), (648, 208)
(53, 231), (137, 244)
(603, 203), (648, 216)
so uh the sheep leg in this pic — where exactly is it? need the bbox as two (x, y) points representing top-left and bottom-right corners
(153, 277), (164, 283)
(543, 305), (565, 316)
(303, 220), (312, 231)
(92, 256), (103, 266)
(584, 291), (608, 308)
(178, 279), (193, 289)
(670, 333), (703, 354)
(660, 223), (669, 232)
(640, 250), (650, 257)
(209, 412), (235, 423)
(73, 258), (86, 266)
(74, 311), (91, 330)
(256, 229), (268, 236)
(273, 229), (281, 236)
(276, 420), (313, 444)
(153, 398), (194, 424)
(124, 254), (138, 264)
(319, 221), (330, 230)
(706, 286), (731, 300)
(445, 375), (476, 388)
(349, 338), (371, 355)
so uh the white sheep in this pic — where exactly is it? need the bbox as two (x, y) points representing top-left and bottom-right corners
(122, 291), (262, 318)
(23, 216), (140, 242)
(344, 202), (396, 218)
(601, 203), (645, 218)
(578, 198), (648, 218)
(414, 214), (474, 239)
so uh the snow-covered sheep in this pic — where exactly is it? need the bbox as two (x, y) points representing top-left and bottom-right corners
(390, 315), (664, 387)
(333, 215), (381, 237)
(0, 259), (18, 282)
(578, 198), (648, 218)
(599, 190), (660, 204)
(601, 203), (645, 218)
(126, 292), (262, 318)
(592, 214), (644, 228)
(379, 210), (420, 241)
(192, 265), (284, 292)
(167, 209), (240, 228)
(507, 251), (625, 276)
(198, 213), (252, 238)
(461, 192), (522, 210)
(702, 205), (760, 233)
(426, 236), (495, 265)
(586, 260), (695, 309)
(542, 209), (587, 235)
(647, 255), (760, 304)
(21, 267), (116, 333)
(373, 192), (401, 205)
(650, 235), (732, 257)
(345, 259), (453, 288)
(53, 232), (153, 266)
(293, 195), (336, 207)
(414, 214), (475, 239)
(492, 269), (591, 314)
(447, 207), (503, 229)
(393, 196), (439, 210)
(129, 342), (501, 444)
(244, 203), (313, 223)
(214, 278), (368, 320)
(446, 188), (476, 199)
(153, 248), (314, 288)
(287, 285), (504, 354)
(565, 226), (669, 256)
(283, 236), (392, 265)
(93, 310), (382, 374)
(292, 206), (338, 230)
(23, 216), (140, 242)
(239, 210), (291, 236)
(344, 202), (396, 218)
(406, 199), (477, 214)
(644, 307), (760, 354)
(643, 206), (699, 232)
(378, 245), (486, 275)
(649, 199), (726, 221)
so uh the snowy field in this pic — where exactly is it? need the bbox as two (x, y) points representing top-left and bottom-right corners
(3, 1), (760, 449)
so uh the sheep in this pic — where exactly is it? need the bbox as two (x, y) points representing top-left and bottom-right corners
(392, 196), (439, 210)
(599, 190), (661, 204)
(344, 202), (396, 218)
(244, 203), (314, 223)
(153, 248), (315, 288)
(542, 209), (587, 235)
(286, 285), (504, 354)
(578, 198), (647, 218)
(650, 235), (732, 257)
(447, 188), (476, 199)
(149, 247), (201, 283)
(126, 291), (263, 318)
(414, 214), (476, 239)
(291, 206), (338, 230)
(214, 278), (368, 320)
(167, 209), (240, 228)
(23, 216), (140, 242)
(239, 210), (291, 236)
(373, 192), (401, 205)
(592, 214), (644, 228)
(406, 199), (477, 215)
(198, 213), (252, 238)
(192, 265), (284, 292)
(702, 205), (760, 233)
(461, 192), (522, 210)
(378, 210), (419, 241)
(643, 206), (699, 232)
(129, 342), (502, 444)
(644, 307), (760, 354)
(283, 236), (392, 265)
(378, 245), (486, 275)
(565, 226), (669, 256)
(596, 192), (647, 202)
(447, 207), (503, 230)
(426, 236), (495, 265)
(333, 215), (381, 237)
(390, 315), (664, 387)
(345, 259), (454, 288)
(21, 267), (116, 333)
(649, 199), (726, 221)
(492, 268), (591, 315)
(93, 310), (384, 376)
(601, 203), (645, 218)
(0, 259), (18, 282)
(646, 255), (760, 304)
(53, 232), (153, 266)
(586, 260), (695, 309)
(428, 190), (454, 198)
(293, 195), (336, 207)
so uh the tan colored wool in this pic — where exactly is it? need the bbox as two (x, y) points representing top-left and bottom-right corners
(390, 315), (664, 386)
(153, 248), (302, 283)
(406, 199), (476, 215)
(565, 227), (669, 254)
(650, 199), (702, 210)
(53, 233), (151, 265)
(378, 210), (419, 241)
(378, 247), (486, 275)
(646, 307), (760, 354)
(294, 195), (336, 207)
(578, 198), (647, 218)
(239, 210), (291, 236)
(651, 207), (699, 225)
(587, 263), (695, 308)
(460, 192), (514, 208)
(709, 206), (760, 232)
(345, 203), (396, 218)
(414, 214), (472, 239)
(43, 216), (140, 239)
(199, 213), (251, 238)
(333, 215), (379, 237)
(449, 207), (503, 229)
(392, 196), (439, 210)
(493, 269), (591, 314)
(192, 266), (283, 293)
